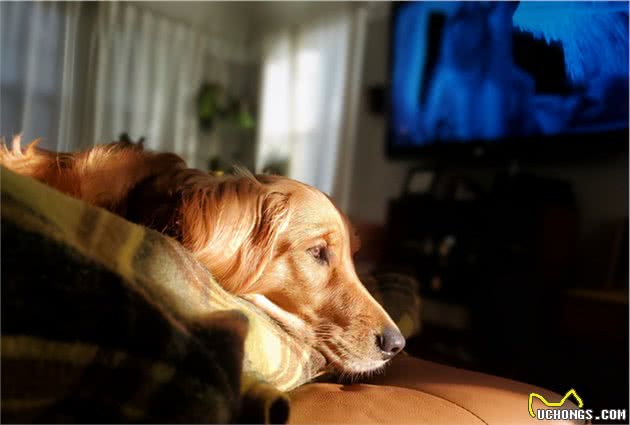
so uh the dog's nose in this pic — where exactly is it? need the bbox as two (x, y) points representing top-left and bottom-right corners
(377, 327), (406, 360)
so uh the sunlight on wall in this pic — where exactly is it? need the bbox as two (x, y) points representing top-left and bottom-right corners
(256, 33), (292, 170)
(294, 50), (321, 134)
(256, 16), (351, 195)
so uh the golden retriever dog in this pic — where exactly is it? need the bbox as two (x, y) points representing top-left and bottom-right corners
(0, 136), (405, 376)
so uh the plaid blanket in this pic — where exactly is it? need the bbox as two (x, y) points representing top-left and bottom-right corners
(1, 166), (421, 423)
(1, 167), (321, 423)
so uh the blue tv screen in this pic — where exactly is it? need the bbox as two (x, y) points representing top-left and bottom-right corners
(389, 1), (629, 151)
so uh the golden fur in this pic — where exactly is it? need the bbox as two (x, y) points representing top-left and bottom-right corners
(0, 136), (404, 376)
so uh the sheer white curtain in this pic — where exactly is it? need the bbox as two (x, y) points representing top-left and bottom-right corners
(90, 3), (205, 165)
(0, 2), (85, 151)
(1, 2), (256, 169)
(256, 7), (367, 211)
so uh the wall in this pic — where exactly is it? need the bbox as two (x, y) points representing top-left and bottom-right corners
(348, 4), (411, 224)
(248, 1), (355, 35)
(132, 2), (357, 55)
(129, 2), (252, 46)
(526, 155), (628, 287)
(526, 156), (628, 238)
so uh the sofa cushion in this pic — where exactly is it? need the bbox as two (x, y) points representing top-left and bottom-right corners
(289, 355), (583, 425)
(289, 383), (486, 425)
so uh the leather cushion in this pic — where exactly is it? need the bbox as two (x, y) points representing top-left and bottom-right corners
(289, 355), (582, 425)
(289, 383), (486, 424)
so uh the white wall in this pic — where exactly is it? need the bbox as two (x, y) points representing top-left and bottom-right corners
(348, 5), (412, 223)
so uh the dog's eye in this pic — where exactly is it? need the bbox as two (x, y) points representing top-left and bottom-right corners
(308, 245), (329, 265)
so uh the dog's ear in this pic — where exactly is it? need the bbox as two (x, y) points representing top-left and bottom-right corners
(0, 137), (185, 214)
(179, 177), (291, 294)
(238, 190), (290, 293)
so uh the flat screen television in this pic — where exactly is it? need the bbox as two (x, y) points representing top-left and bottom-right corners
(387, 1), (629, 160)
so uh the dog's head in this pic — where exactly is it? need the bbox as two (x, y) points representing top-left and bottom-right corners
(175, 172), (405, 376)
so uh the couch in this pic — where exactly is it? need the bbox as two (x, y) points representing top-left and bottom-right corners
(1, 167), (581, 424)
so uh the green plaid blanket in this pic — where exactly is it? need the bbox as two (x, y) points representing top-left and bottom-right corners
(1, 166), (421, 423)
(1, 167), (322, 423)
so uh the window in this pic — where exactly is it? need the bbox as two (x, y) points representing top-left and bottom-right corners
(256, 15), (354, 196)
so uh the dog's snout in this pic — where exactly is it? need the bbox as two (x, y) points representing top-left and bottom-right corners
(377, 327), (406, 360)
